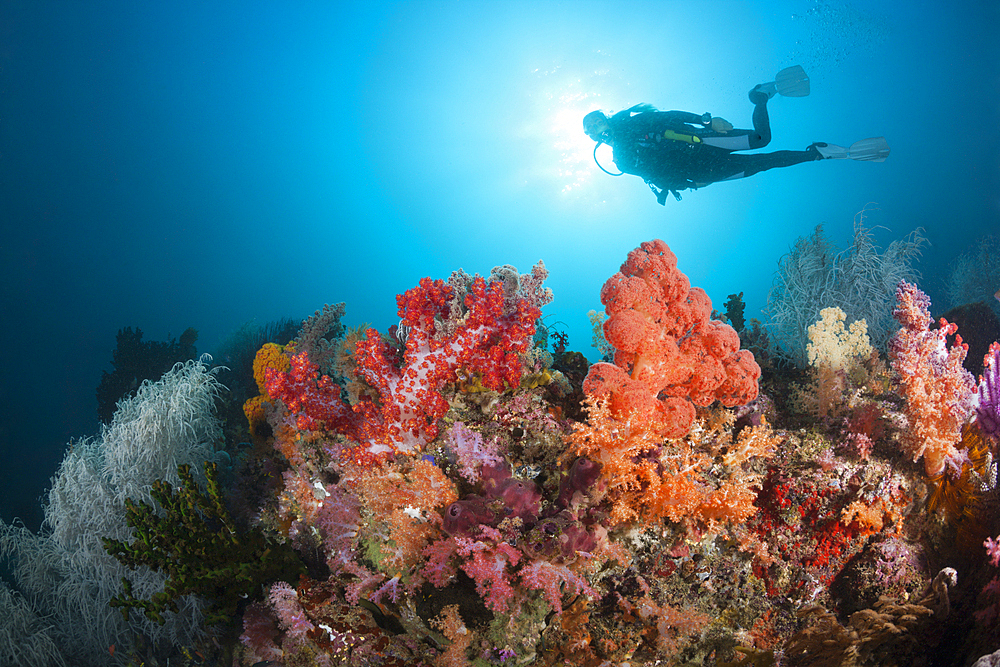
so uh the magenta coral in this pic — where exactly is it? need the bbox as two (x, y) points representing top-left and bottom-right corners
(888, 280), (977, 476)
(977, 341), (1000, 441)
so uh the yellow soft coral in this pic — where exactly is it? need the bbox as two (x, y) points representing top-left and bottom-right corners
(803, 307), (873, 417)
(807, 307), (872, 369)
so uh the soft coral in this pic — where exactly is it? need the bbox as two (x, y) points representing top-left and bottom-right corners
(584, 239), (760, 438)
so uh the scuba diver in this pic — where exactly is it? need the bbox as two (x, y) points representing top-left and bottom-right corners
(583, 65), (889, 204)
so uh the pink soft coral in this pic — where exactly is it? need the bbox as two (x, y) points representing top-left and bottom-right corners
(519, 560), (595, 613)
(447, 421), (502, 482)
(985, 535), (1000, 567)
(977, 534), (1000, 626)
(454, 534), (522, 613)
(583, 239), (760, 438)
(888, 280), (977, 476)
(268, 581), (315, 639)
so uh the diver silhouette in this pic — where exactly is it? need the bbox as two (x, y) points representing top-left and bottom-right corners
(583, 66), (889, 204)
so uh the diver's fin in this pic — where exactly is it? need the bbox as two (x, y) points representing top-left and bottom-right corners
(756, 65), (811, 98)
(847, 137), (890, 162)
(811, 137), (890, 162)
(775, 65), (810, 97)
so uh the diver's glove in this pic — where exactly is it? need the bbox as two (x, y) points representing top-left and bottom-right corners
(710, 117), (733, 133)
(700, 113), (733, 133)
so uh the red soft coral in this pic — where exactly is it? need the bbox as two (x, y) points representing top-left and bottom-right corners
(264, 263), (549, 457)
(584, 239), (760, 438)
(352, 267), (546, 453)
(264, 351), (359, 436)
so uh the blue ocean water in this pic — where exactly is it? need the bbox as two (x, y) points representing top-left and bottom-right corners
(0, 0), (997, 532)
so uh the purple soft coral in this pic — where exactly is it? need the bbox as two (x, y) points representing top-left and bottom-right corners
(978, 342), (1000, 440)
(447, 421), (502, 482)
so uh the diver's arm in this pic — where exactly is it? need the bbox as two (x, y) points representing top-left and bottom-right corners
(615, 108), (708, 126)
(658, 110), (712, 126)
(654, 111), (734, 134)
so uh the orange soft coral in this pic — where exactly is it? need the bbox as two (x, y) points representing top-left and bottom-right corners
(244, 342), (292, 437)
(583, 239), (760, 438)
(350, 458), (459, 573)
(568, 397), (774, 528)
(243, 394), (267, 439)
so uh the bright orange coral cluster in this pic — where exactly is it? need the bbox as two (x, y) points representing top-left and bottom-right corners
(244, 342), (293, 438)
(254, 342), (291, 396)
(349, 458), (458, 573)
(583, 239), (761, 439)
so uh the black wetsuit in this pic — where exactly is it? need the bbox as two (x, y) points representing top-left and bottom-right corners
(606, 108), (817, 203)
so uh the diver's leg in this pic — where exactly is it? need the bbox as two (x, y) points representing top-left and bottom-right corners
(748, 90), (771, 148)
(740, 149), (820, 176)
(689, 150), (819, 184)
(700, 91), (772, 151)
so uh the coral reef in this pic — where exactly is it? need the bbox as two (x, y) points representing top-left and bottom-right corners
(9, 228), (1000, 666)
